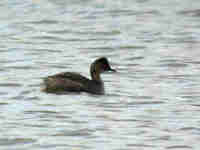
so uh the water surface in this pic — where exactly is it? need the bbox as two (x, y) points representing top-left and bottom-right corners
(1, 0), (200, 149)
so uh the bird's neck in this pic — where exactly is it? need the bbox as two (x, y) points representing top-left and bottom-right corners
(90, 64), (102, 82)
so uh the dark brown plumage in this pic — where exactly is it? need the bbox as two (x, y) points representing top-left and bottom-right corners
(43, 57), (116, 94)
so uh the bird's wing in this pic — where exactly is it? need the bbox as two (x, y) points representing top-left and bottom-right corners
(48, 72), (90, 83)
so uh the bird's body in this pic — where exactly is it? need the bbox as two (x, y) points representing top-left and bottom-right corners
(44, 72), (104, 94)
(43, 57), (115, 94)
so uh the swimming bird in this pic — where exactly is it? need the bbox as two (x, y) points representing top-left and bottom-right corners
(43, 57), (116, 94)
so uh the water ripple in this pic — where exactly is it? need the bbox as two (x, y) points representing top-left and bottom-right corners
(52, 128), (95, 137)
(0, 83), (22, 87)
(28, 19), (59, 25)
(0, 138), (36, 146)
(178, 9), (200, 17)
(166, 145), (193, 149)
(127, 144), (156, 148)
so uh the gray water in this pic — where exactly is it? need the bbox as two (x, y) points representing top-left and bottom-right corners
(1, 0), (200, 149)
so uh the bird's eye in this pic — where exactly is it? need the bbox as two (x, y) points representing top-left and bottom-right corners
(103, 64), (109, 70)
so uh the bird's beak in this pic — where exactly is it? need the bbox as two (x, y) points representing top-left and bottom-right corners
(109, 68), (116, 72)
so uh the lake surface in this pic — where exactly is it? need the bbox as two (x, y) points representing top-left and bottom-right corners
(1, 0), (200, 149)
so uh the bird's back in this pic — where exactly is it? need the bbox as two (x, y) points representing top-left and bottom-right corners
(43, 72), (103, 94)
